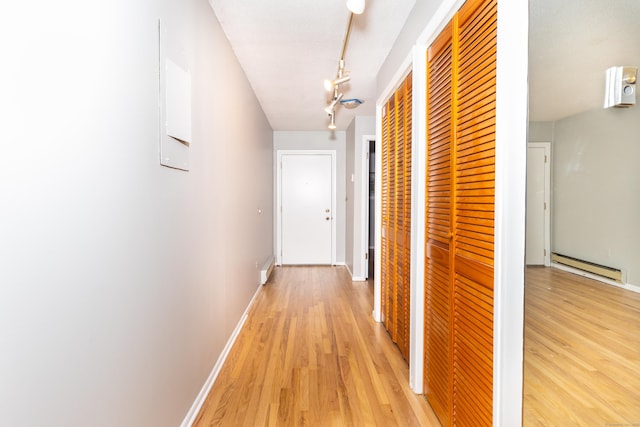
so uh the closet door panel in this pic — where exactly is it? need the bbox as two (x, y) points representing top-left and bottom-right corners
(395, 86), (406, 348)
(452, 0), (496, 425)
(401, 75), (412, 360)
(424, 23), (453, 427)
(381, 102), (390, 327)
(381, 74), (413, 362)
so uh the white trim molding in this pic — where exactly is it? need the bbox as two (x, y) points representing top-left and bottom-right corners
(493, 1), (528, 426)
(180, 284), (264, 427)
(552, 262), (640, 295)
(359, 134), (375, 282)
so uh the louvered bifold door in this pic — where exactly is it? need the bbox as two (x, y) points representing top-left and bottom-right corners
(424, 23), (453, 427)
(380, 73), (413, 362)
(381, 100), (390, 330)
(395, 81), (406, 352)
(452, 0), (496, 425)
(386, 96), (397, 336)
(398, 73), (412, 359)
(423, 0), (496, 425)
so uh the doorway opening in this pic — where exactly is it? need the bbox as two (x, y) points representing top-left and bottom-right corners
(368, 139), (375, 278)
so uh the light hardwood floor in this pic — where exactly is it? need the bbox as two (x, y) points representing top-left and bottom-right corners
(194, 266), (441, 426)
(524, 267), (640, 426)
(194, 265), (640, 426)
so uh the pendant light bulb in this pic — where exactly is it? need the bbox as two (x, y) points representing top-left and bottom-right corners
(346, 0), (365, 14)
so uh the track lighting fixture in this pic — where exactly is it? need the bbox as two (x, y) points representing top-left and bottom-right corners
(323, 11), (361, 130)
(346, 0), (365, 14)
(324, 92), (344, 115)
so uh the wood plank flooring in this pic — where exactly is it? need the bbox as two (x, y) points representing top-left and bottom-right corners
(524, 267), (640, 426)
(194, 266), (440, 426)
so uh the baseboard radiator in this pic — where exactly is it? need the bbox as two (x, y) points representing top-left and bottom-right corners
(260, 256), (275, 285)
(552, 253), (623, 283)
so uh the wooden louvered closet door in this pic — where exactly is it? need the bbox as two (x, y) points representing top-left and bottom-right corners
(383, 95), (396, 340)
(424, 22), (453, 427)
(381, 101), (390, 335)
(423, 0), (496, 425)
(380, 73), (412, 361)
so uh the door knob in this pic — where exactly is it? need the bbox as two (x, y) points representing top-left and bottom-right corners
(326, 217), (330, 221)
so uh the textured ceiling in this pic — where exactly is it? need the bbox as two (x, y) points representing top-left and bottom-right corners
(529, 0), (640, 122)
(209, 0), (640, 129)
(208, 0), (415, 131)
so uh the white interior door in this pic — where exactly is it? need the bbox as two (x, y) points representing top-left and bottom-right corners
(526, 143), (551, 265)
(279, 152), (334, 265)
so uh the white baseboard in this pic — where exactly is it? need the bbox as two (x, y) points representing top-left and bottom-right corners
(343, 263), (353, 277)
(551, 263), (640, 295)
(342, 262), (366, 281)
(260, 255), (275, 285)
(180, 284), (263, 427)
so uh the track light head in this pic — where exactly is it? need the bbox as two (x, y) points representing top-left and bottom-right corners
(346, 0), (365, 14)
(324, 74), (351, 91)
(324, 92), (344, 114)
(328, 112), (337, 130)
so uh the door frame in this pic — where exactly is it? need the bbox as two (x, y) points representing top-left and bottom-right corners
(276, 150), (337, 266)
(359, 135), (376, 280)
(527, 142), (551, 266)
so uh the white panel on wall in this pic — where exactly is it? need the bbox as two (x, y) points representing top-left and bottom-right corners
(165, 58), (192, 143)
(159, 20), (190, 171)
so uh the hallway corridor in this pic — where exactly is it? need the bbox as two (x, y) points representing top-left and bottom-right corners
(194, 266), (440, 426)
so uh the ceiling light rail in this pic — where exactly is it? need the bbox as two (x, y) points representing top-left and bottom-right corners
(324, 1), (365, 130)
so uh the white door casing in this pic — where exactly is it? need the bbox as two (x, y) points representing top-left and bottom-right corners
(526, 143), (551, 266)
(277, 150), (336, 265)
(360, 136), (375, 280)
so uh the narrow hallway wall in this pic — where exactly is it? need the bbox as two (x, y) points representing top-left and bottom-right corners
(0, 1), (273, 425)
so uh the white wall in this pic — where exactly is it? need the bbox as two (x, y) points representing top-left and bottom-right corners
(0, 1), (273, 426)
(552, 106), (640, 285)
(376, 1), (441, 96)
(528, 121), (554, 142)
(273, 131), (347, 264)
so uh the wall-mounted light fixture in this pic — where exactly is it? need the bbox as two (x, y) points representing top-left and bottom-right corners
(604, 66), (637, 108)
